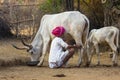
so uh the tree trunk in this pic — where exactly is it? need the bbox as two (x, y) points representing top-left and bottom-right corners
(77, 0), (80, 11)
(52, 0), (57, 8)
(102, 0), (120, 29)
(65, 0), (74, 11)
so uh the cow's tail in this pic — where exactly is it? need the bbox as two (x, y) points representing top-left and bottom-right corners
(82, 14), (90, 44)
(115, 28), (119, 54)
(82, 15), (90, 65)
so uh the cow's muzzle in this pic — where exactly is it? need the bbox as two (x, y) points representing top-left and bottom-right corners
(26, 61), (39, 66)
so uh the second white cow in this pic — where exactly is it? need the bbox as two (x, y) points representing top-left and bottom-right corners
(13, 11), (90, 67)
(87, 26), (119, 66)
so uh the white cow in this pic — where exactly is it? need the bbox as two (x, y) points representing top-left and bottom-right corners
(86, 26), (119, 66)
(13, 11), (90, 66)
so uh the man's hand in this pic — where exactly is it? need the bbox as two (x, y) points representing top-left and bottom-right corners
(73, 44), (81, 49)
(67, 44), (81, 49)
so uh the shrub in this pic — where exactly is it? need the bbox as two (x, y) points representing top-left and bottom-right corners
(39, 0), (63, 13)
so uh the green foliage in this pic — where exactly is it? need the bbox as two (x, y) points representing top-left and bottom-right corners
(18, 0), (23, 4)
(80, 0), (104, 28)
(39, 0), (63, 13)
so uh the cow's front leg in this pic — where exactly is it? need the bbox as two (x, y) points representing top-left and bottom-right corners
(87, 49), (94, 66)
(37, 54), (45, 66)
(94, 44), (100, 66)
(37, 38), (50, 67)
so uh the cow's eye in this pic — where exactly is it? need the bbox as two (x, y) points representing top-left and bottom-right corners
(31, 51), (33, 54)
(27, 49), (29, 52)
(33, 49), (36, 53)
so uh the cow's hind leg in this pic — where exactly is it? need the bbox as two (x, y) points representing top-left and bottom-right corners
(74, 35), (83, 67)
(77, 48), (83, 67)
(106, 37), (118, 66)
(73, 33), (84, 67)
(73, 34), (87, 67)
(107, 41), (118, 66)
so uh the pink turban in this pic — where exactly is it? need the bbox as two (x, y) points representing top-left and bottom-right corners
(52, 26), (65, 37)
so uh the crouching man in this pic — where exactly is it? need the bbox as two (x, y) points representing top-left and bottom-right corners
(49, 26), (80, 68)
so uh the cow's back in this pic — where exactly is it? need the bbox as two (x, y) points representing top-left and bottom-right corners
(39, 11), (89, 47)
(89, 26), (119, 43)
(44, 11), (89, 39)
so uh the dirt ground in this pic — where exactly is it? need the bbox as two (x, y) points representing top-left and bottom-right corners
(0, 39), (120, 80)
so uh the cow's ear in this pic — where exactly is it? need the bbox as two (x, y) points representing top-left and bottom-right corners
(27, 49), (33, 54)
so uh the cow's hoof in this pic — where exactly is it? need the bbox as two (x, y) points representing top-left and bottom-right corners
(27, 61), (39, 66)
(37, 64), (41, 67)
(85, 62), (90, 67)
(75, 64), (81, 68)
(74, 65), (80, 68)
(110, 54), (113, 58)
(96, 62), (100, 66)
(37, 62), (43, 67)
(113, 63), (118, 67)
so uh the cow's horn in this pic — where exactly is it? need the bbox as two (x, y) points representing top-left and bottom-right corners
(101, 0), (106, 3)
(21, 39), (33, 49)
(12, 44), (28, 50)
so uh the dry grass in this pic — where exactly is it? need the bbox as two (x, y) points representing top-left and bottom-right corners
(0, 39), (30, 66)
